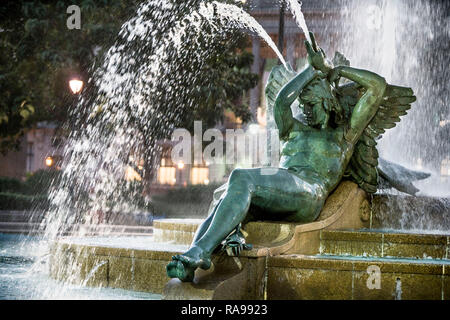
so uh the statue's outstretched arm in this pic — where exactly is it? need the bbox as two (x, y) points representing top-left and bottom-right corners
(274, 65), (319, 139)
(331, 66), (386, 144)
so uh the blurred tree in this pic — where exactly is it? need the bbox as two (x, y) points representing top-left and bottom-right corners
(0, 0), (139, 154)
(0, 0), (257, 157)
(177, 33), (258, 132)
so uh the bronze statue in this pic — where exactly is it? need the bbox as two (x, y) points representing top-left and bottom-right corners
(166, 32), (428, 282)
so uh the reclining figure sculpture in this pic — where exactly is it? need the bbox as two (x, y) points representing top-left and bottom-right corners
(166, 32), (429, 282)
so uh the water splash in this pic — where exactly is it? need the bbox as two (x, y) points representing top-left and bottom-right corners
(286, 0), (311, 44)
(212, 1), (287, 67)
(285, 0), (449, 197)
(395, 278), (402, 300)
(337, 0), (449, 197)
(29, 2), (294, 299)
(82, 260), (108, 286)
(15, 0), (294, 299)
(39, 0), (290, 244)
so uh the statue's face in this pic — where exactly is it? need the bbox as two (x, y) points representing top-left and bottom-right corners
(301, 79), (341, 129)
(304, 102), (328, 128)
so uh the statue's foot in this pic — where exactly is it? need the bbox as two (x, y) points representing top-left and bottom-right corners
(166, 259), (196, 282)
(166, 246), (211, 282)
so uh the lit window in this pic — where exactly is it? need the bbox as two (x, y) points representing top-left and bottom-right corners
(125, 166), (142, 181)
(190, 167), (209, 185)
(26, 143), (34, 172)
(158, 166), (176, 185)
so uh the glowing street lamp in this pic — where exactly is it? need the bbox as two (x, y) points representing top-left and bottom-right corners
(177, 161), (185, 169)
(45, 156), (54, 167)
(69, 79), (84, 94)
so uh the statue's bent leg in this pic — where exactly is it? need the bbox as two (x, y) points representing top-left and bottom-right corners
(166, 167), (325, 281)
(190, 184), (227, 243)
(166, 169), (251, 281)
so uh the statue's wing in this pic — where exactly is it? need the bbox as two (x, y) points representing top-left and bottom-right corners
(332, 51), (350, 68)
(347, 84), (417, 193)
(263, 63), (296, 165)
(264, 63), (297, 125)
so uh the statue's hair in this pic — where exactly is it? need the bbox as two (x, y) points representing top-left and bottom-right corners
(299, 78), (347, 127)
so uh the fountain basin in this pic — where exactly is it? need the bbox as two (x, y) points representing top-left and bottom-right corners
(49, 181), (368, 297)
(49, 229), (450, 299)
(50, 236), (188, 294)
(267, 253), (450, 300)
(152, 219), (203, 244)
(49, 182), (450, 299)
(320, 229), (450, 259)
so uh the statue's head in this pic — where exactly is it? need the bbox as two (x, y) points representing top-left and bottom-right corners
(299, 78), (346, 129)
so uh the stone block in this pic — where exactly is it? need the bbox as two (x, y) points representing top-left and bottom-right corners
(268, 254), (354, 271)
(108, 256), (134, 290)
(267, 267), (353, 299)
(383, 233), (447, 259)
(133, 258), (169, 294)
(351, 259), (443, 275)
(288, 230), (321, 255)
(353, 271), (442, 300)
(162, 256), (266, 300)
(320, 239), (382, 257)
(443, 275), (450, 300)
(75, 252), (109, 288)
(320, 230), (449, 260)
(244, 221), (295, 246)
(50, 243), (108, 287)
(383, 242), (447, 259)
